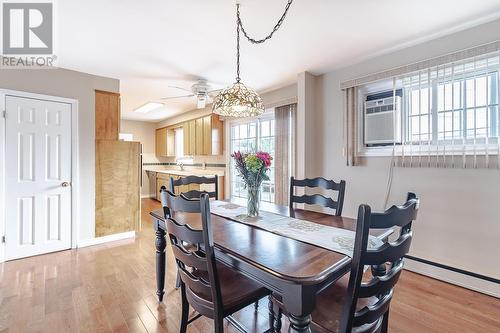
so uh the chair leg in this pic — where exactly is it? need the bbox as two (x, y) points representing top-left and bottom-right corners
(381, 310), (389, 333)
(180, 285), (189, 333)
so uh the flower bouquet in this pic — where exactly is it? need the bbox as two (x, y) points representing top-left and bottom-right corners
(231, 151), (272, 217)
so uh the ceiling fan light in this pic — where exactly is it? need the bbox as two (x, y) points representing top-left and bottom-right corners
(197, 96), (207, 109)
(212, 81), (264, 117)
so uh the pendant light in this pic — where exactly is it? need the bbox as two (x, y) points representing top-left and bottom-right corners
(212, 1), (294, 117)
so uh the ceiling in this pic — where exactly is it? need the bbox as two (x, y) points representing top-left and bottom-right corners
(56, 0), (500, 122)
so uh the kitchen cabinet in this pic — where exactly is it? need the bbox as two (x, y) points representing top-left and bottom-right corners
(159, 114), (224, 157)
(95, 90), (120, 140)
(155, 127), (167, 156)
(155, 127), (176, 157)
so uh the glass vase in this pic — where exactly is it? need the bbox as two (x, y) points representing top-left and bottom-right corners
(247, 186), (260, 217)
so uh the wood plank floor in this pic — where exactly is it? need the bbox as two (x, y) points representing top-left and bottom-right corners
(0, 198), (498, 333)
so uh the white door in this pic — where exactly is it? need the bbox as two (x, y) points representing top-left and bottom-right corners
(4, 95), (72, 260)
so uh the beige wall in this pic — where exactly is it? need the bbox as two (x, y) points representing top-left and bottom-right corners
(0, 68), (119, 242)
(306, 19), (500, 286)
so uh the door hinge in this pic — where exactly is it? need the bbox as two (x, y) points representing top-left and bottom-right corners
(2, 110), (5, 118)
(1, 236), (5, 243)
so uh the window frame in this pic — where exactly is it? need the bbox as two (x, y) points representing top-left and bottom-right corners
(227, 110), (276, 202)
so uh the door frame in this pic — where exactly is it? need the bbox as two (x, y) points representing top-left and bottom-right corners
(0, 89), (79, 262)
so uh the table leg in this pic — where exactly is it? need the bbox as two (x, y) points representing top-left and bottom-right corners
(155, 226), (167, 302)
(267, 295), (275, 332)
(288, 313), (311, 333)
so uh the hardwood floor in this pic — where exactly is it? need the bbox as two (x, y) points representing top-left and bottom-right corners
(0, 198), (498, 332)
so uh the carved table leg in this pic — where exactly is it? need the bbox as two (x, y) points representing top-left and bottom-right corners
(267, 295), (275, 332)
(288, 313), (311, 333)
(155, 226), (167, 302)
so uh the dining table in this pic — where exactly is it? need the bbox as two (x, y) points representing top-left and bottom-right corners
(150, 198), (391, 333)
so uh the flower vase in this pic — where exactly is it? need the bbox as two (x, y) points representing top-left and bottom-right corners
(247, 186), (260, 217)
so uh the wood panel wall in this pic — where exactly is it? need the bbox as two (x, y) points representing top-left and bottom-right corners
(95, 140), (140, 237)
(95, 90), (120, 140)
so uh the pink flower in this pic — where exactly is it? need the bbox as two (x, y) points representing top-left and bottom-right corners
(256, 152), (272, 168)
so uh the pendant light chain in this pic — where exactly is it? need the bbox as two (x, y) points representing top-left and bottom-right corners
(235, 0), (294, 83)
(236, 0), (294, 44)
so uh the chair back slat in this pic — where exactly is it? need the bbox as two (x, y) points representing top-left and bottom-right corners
(182, 189), (218, 200)
(171, 244), (208, 271)
(161, 189), (202, 214)
(291, 194), (339, 210)
(165, 218), (204, 245)
(358, 263), (403, 298)
(177, 265), (213, 297)
(369, 199), (419, 229)
(160, 189), (223, 317)
(171, 175), (219, 200)
(362, 233), (412, 266)
(289, 176), (346, 216)
(353, 291), (393, 327)
(340, 192), (419, 333)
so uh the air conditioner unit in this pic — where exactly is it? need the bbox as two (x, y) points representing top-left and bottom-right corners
(364, 92), (402, 146)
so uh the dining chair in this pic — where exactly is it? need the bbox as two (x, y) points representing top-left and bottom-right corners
(170, 175), (219, 200)
(272, 192), (419, 333)
(289, 176), (346, 217)
(160, 189), (270, 333)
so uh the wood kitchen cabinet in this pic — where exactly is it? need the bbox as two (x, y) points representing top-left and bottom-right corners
(95, 90), (120, 140)
(155, 127), (167, 156)
(155, 127), (176, 157)
(158, 114), (224, 157)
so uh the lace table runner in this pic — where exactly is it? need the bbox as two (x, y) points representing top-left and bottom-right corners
(210, 201), (383, 257)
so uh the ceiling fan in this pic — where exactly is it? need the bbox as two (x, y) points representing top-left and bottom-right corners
(160, 79), (221, 109)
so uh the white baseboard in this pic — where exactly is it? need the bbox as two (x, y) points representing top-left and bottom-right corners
(141, 194), (156, 199)
(77, 231), (136, 248)
(404, 258), (500, 298)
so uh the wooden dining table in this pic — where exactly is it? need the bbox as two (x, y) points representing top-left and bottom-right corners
(150, 199), (391, 333)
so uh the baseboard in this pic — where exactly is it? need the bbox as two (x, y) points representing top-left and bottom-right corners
(141, 194), (155, 199)
(404, 257), (500, 298)
(77, 231), (136, 248)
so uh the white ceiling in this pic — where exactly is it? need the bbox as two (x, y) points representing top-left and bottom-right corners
(56, 0), (500, 122)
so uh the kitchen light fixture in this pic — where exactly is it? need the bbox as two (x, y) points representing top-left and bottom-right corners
(134, 102), (163, 113)
(212, 1), (294, 117)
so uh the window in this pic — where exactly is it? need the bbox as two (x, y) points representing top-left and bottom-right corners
(174, 128), (184, 158)
(359, 53), (500, 158)
(406, 70), (498, 144)
(230, 115), (276, 202)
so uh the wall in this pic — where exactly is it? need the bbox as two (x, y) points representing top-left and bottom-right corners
(0, 68), (119, 242)
(309, 19), (500, 289)
(120, 119), (158, 197)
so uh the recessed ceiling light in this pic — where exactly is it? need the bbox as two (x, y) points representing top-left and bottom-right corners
(134, 102), (163, 113)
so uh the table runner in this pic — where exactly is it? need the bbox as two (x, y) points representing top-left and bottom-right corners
(210, 201), (383, 257)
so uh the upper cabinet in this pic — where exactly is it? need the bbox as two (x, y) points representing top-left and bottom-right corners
(95, 90), (120, 140)
(157, 114), (224, 157)
(156, 127), (175, 157)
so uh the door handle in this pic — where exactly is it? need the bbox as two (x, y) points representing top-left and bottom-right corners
(61, 181), (71, 187)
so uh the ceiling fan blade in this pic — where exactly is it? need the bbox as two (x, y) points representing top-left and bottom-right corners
(160, 94), (195, 100)
(168, 85), (193, 93)
(208, 89), (222, 96)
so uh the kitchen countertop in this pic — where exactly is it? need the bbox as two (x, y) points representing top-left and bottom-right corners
(144, 167), (225, 177)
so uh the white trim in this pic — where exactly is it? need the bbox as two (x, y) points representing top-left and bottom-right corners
(77, 231), (136, 248)
(141, 194), (156, 199)
(0, 89), (79, 263)
(404, 258), (500, 299)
